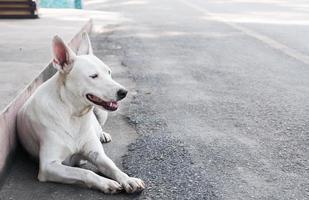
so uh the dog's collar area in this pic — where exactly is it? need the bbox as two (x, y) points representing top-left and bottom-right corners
(74, 105), (93, 117)
(86, 94), (118, 111)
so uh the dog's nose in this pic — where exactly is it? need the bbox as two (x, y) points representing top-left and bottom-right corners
(117, 89), (128, 100)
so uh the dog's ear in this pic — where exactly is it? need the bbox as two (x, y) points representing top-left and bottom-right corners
(52, 35), (76, 74)
(77, 32), (93, 55)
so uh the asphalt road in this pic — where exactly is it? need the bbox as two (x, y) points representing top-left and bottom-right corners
(87, 0), (309, 199)
(1, 0), (308, 200)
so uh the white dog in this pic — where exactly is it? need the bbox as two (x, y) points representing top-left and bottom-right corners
(16, 32), (145, 194)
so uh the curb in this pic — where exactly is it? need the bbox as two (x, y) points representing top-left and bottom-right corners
(0, 18), (93, 184)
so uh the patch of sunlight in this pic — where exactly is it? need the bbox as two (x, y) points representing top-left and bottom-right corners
(202, 11), (309, 25)
(130, 31), (242, 38)
(84, 0), (110, 6)
(122, 0), (148, 5)
(210, 0), (287, 4)
(40, 8), (126, 25)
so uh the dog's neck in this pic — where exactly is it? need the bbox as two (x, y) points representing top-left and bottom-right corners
(56, 73), (93, 117)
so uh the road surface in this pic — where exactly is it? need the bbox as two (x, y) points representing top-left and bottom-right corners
(87, 0), (309, 199)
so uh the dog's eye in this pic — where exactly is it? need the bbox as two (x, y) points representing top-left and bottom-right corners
(89, 74), (98, 79)
(108, 70), (111, 75)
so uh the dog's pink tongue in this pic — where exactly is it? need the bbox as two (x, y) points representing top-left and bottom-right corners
(110, 101), (118, 109)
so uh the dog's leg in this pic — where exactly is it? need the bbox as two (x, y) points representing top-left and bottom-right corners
(38, 145), (122, 193)
(83, 139), (145, 193)
(93, 107), (108, 127)
(62, 154), (88, 168)
(93, 107), (112, 143)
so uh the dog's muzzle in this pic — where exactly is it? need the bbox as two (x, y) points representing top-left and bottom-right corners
(117, 89), (128, 100)
(86, 94), (118, 111)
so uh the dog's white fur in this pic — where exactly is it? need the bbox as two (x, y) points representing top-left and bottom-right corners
(16, 32), (145, 194)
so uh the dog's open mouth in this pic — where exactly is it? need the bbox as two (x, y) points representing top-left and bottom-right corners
(86, 94), (118, 111)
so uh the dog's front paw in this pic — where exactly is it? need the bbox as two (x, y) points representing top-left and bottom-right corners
(100, 132), (112, 143)
(100, 179), (122, 194)
(121, 177), (145, 193)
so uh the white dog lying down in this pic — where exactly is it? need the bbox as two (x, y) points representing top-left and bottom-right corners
(17, 32), (145, 194)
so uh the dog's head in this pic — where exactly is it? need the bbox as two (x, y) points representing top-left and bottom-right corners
(52, 32), (127, 112)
